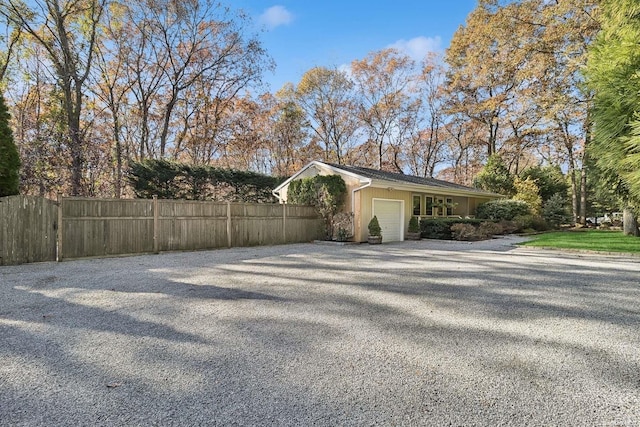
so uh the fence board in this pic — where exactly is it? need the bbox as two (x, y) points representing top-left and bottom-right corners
(285, 205), (324, 243)
(0, 196), (57, 265)
(1, 196), (322, 264)
(62, 199), (154, 258)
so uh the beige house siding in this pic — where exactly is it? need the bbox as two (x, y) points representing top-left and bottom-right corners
(467, 197), (493, 217)
(356, 187), (411, 242)
(274, 161), (504, 243)
(355, 188), (493, 242)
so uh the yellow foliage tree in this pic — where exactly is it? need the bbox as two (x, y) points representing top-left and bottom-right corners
(513, 176), (542, 216)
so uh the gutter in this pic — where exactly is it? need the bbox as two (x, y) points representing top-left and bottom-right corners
(352, 180), (372, 212)
(366, 180), (503, 199)
(351, 179), (372, 237)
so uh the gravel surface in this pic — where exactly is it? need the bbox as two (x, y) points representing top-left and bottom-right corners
(1, 236), (639, 426)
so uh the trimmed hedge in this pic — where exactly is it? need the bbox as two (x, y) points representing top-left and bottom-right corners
(127, 159), (284, 202)
(476, 199), (530, 221)
(420, 218), (485, 240)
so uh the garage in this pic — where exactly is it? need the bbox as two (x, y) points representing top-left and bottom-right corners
(372, 199), (404, 242)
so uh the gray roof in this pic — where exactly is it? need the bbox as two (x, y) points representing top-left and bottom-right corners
(324, 163), (500, 196)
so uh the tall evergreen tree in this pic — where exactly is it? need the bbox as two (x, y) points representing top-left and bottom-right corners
(0, 92), (20, 196)
(472, 154), (515, 196)
(586, 0), (640, 235)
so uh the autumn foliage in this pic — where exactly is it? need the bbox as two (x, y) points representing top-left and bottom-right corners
(4, 0), (634, 231)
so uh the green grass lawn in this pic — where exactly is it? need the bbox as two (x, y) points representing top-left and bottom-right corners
(521, 229), (640, 254)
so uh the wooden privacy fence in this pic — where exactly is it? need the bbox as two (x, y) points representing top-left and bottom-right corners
(0, 195), (322, 265)
(0, 195), (58, 265)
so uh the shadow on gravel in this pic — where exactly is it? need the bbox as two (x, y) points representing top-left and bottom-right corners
(236, 246), (640, 329)
(1, 241), (639, 425)
(1, 285), (209, 344)
(107, 277), (285, 302)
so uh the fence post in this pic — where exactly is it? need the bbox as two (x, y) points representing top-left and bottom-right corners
(153, 195), (159, 254)
(282, 204), (287, 243)
(56, 193), (63, 262)
(227, 201), (232, 248)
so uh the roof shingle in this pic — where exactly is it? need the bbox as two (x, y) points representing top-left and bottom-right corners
(324, 163), (499, 195)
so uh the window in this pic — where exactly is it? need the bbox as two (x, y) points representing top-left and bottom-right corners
(412, 195), (422, 216)
(446, 197), (454, 216)
(435, 197), (444, 216)
(425, 196), (433, 216)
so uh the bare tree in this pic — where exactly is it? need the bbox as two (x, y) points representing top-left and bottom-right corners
(295, 66), (359, 165)
(351, 48), (416, 170)
(2, 0), (106, 195)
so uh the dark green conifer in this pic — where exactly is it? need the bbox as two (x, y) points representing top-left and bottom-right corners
(0, 93), (20, 196)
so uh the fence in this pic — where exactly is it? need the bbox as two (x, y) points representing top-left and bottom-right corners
(0, 195), (322, 265)
(0, 195), (58, 265)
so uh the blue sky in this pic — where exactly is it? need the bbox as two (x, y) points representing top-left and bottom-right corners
(233, 1), (478, 91)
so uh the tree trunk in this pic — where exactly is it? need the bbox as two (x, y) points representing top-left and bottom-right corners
(579, 113), (591, 226)
(569, 167), (578, 224)
(623, 208), (639, 236)
(69, 130), (84, 196)
(579, 166), (587, 226)
(68, 91), (84, 196)
(113, 115), (122, 198)
(159, 93), (178, 158)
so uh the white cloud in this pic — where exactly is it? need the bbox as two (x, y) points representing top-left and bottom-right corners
(388, 36), (442, 61)
(259, 5), (294, 30)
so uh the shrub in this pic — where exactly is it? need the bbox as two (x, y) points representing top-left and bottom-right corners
(332, 212), (354, 241)
(451, 223), (479, 241)
(476, 199), (530, 221)
(513, 177), (542, 215)
(420, 218), (484, 239)
(542, 193), (570, 228)
(520, 165), (569, 202)
(368, 215), (382, 236)
(514, 215), (549, 232)
(478, 221), (503, 237)
(531, 216), (550, 231)
(408, 216), (420, 233)
(336, 227), (350, 242)
(127, 159), (283, 202)
(289, 174), (347, 240)
(498, 219), (519, 234)
(514, 215), (533, 231)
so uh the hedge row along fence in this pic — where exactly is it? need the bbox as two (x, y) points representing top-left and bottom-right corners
(127, 159), (285, 203)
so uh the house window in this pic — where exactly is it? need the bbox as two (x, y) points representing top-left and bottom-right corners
(425, 196), (433, 216)
(446, 197), (454, 216)
(412, 195), (422, 216)
(434, 197), (443, 216)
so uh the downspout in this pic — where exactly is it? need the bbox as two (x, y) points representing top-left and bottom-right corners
(351, 180), (372, 239)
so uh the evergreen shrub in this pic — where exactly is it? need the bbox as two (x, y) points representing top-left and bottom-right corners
(476, 199), (530, 221)
(420, 218), (484, 240)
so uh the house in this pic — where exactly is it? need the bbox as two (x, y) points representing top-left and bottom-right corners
(273, 161), (504, 243)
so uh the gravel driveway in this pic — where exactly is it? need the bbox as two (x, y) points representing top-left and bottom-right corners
(1, 236), (639, 426)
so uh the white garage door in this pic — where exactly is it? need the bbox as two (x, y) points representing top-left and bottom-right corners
(372, 199), (404, 242)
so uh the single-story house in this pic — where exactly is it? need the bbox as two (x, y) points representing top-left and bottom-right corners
(273, 161), (504, 243)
